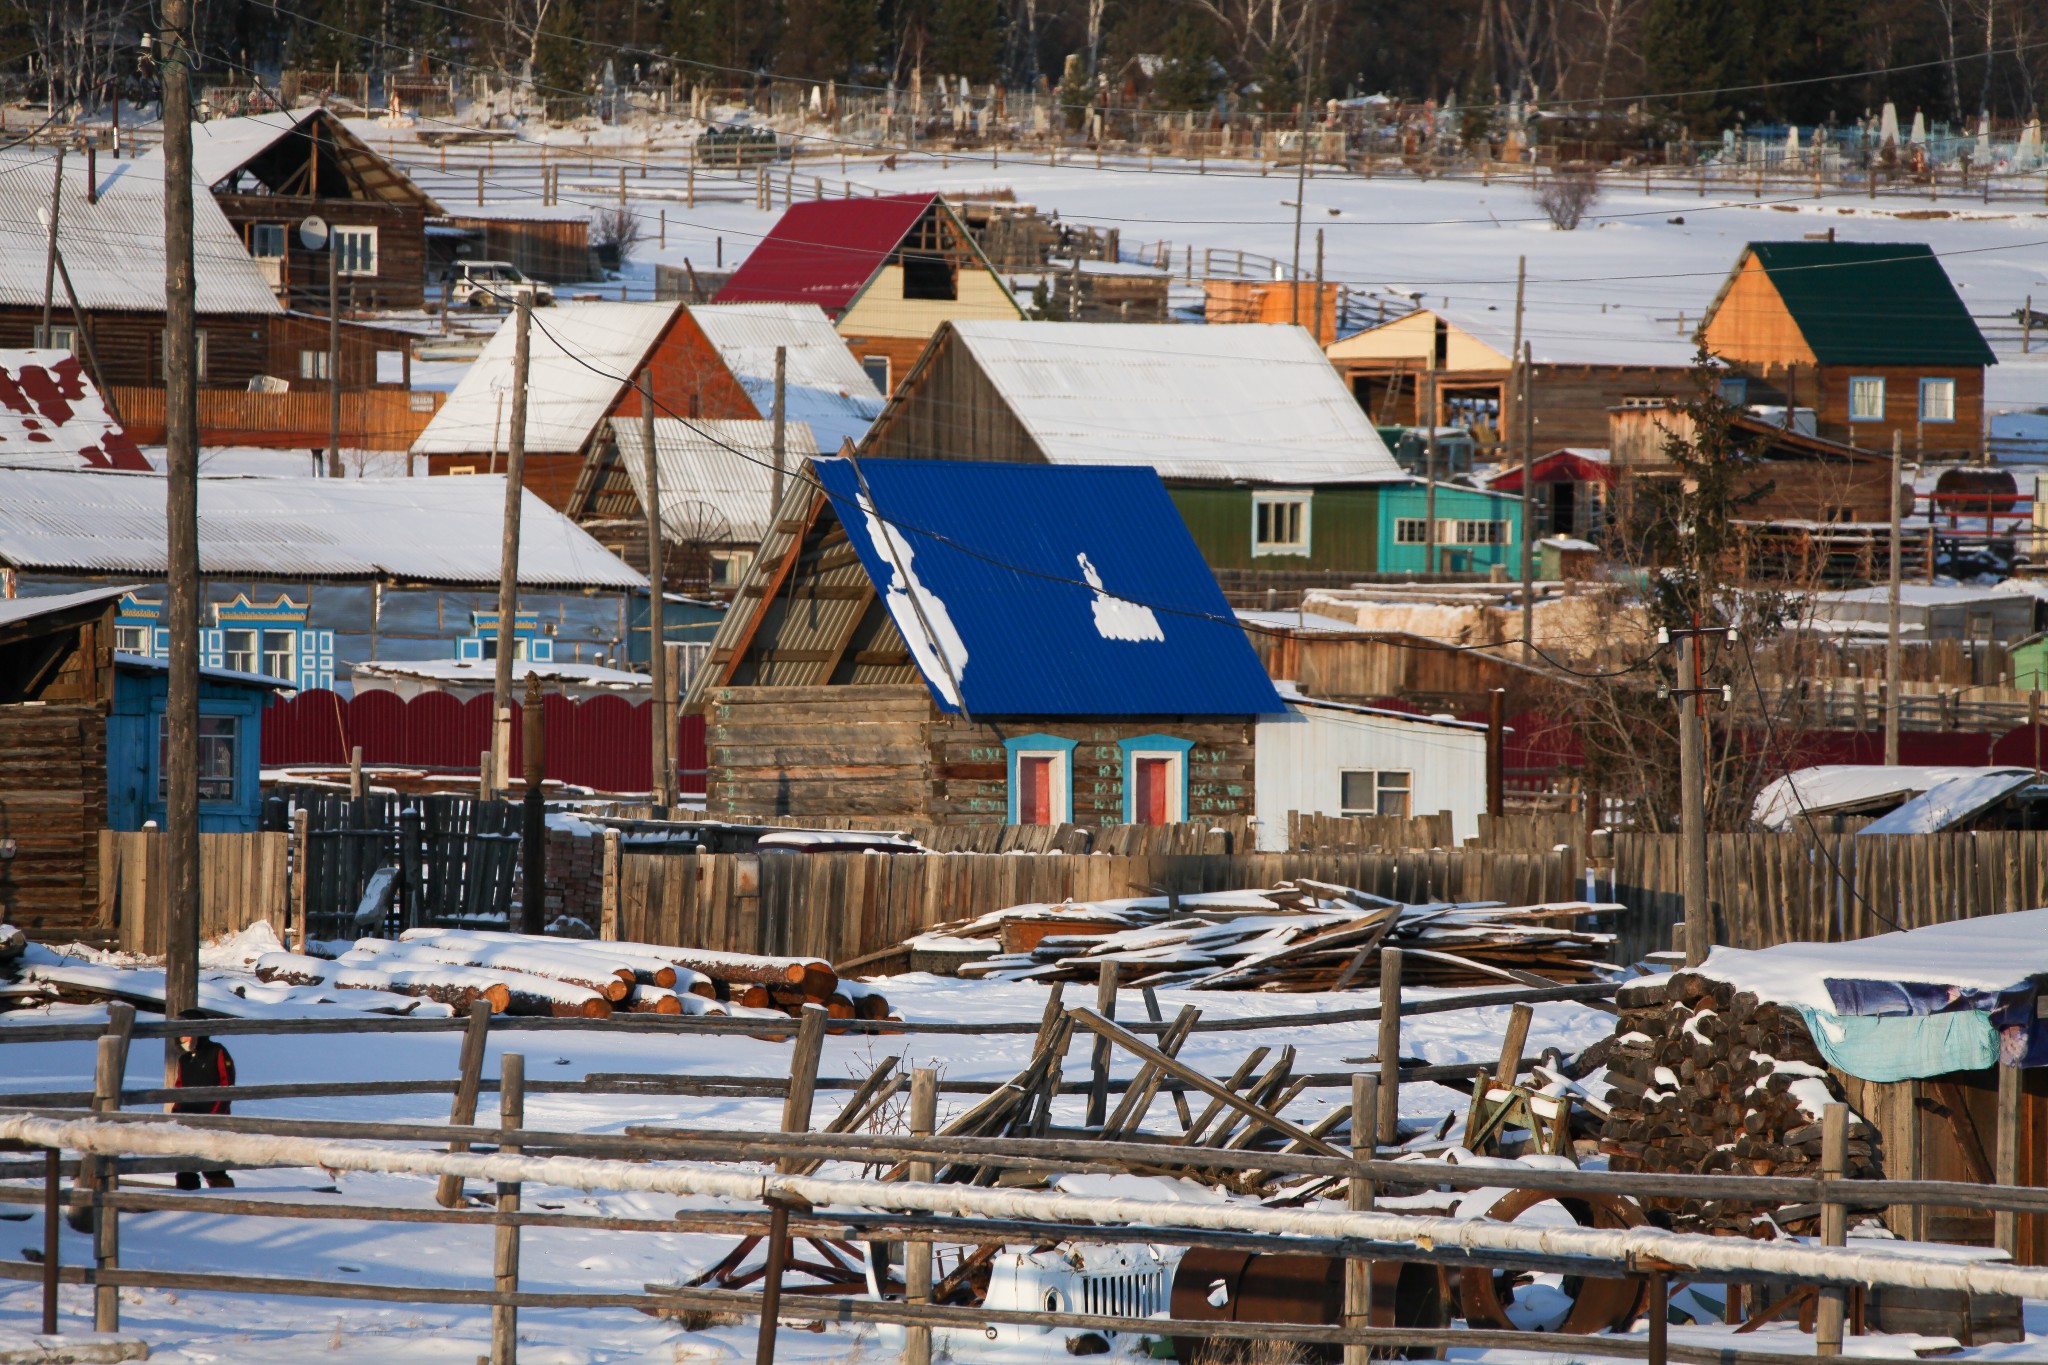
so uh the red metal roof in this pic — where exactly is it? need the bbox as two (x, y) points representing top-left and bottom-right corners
(1488, 449), (1616, 493)
(713, 194), (936, 317)
(0, 352), (148, 471)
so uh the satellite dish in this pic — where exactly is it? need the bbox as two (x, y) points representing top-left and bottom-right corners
(298, 215), (329, 250)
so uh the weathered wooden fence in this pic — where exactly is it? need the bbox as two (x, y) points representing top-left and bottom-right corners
(97, 831), (289, 954)
(266, 793), (522, 941)
(109, 387), (444, 451)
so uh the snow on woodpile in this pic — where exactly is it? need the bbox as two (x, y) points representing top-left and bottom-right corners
(1301, 584), (1633, 653)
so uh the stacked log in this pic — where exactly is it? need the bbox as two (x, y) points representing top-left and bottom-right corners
(1598, 970), (1881, 1234)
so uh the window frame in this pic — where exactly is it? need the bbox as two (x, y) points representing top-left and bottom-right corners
(1919, 377), (1957, 424)
(300, 349), (331, 381)
(1004, 734), (1077, 825)
(260, 629), (297, 683)
(333, 226), (379, 277)
(1393, 517), (1429, 545)
(222, 628), (259, 674)
(1117, 734), (1195, 825)
(1848, 375), (1886, 422)
(860, 355), (891, 392)
(1251, 491), (1312, 558)
(1340, 768), (1413, 818)
(32, 324), (77, 353)
(157, 712), (241, 805)
(249, 223), (286, 259)
(114, 624), (151, 656)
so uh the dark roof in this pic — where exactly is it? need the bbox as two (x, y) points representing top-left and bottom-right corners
(811, 457), (1285, 716)
(713, 195), (936, 317)
(1744, 241), (1994, 368)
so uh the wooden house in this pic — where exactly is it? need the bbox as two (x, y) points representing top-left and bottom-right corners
(434, 207), (592, 285)
(858, 320), (1417, 582)
(1205, 279), (1343, 344)
(683, 457), (1284, 825)
(1610, 404), (1901, 523)
(1700, 241), (1995, 457)
(712, 194), (1023, 394)
(1483, 448), (1615, 540)
(155, 108), (445, 310)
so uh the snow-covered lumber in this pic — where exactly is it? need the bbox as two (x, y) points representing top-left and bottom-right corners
(379, 939), (632, 1002)
(252, 952), (332, 987)
(329, 964), (512, 1014)
(397, 928), (682, 989)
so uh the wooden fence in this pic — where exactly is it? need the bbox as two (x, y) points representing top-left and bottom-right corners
(110, 387), (444, 452)
(97, 831), (288, 955)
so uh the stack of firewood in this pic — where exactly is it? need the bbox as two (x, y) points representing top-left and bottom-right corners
(1596, 970), (1879, 1234)
(256, 930), (897, 1023)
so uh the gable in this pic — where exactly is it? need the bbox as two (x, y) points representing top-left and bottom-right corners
(1708, 242), (1993, 369)
(1701, 256), (1817, 368)
(1325, 310), (1511, 371)
(859, 325), (1046, 464)
(713, 194), (934, 316)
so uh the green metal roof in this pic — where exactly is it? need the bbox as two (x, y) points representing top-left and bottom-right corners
(1746, 241), (1994, 368)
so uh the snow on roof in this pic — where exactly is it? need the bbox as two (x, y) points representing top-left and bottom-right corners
(1540, 536), (1600, 551)
(944, 321), (1404, 485)
(1812, 583), (2029, 609)
(353, 658), (649, 689)
(1233, 608), (1369, 634)
(1273, 680), (1488, 731)
(714, 194), (935, 315)
(610, 417), (821, 546)
(1698, 906), (2048, 1012)
(410, 302), (678, 456)
(115, 651), (293, 690)
(0, 351), (149, 471)
(1752, 764), (2023, 829)
(689, 302), (884, 453)
(0, 149), (281, 315)
(0, 583), (140, 629)
(0, 468), (644, 589)
(1858, 768), (2036, 835)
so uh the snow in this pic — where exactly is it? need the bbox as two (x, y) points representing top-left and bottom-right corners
(1858, 768), (2037, 834)
(857, 488), (969, 706)
(1696, 906), (2048, 1011)
(1080, 550), (1165, 642)
(1752, 764), (2022, 829)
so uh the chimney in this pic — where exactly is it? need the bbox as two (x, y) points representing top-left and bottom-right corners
(86, 143), (97, 204)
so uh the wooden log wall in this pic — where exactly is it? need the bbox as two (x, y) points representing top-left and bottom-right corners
(0, 703), (105, 942)
(96, 831), (289, 954)
(111, 386), (444, 451)
(614, 848), (1579, 964)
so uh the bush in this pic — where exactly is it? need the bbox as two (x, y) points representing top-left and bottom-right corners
(590, 207), (644, 269)
(1534, 168), (1601, 230)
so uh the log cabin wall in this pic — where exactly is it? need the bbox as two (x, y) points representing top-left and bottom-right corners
(215, 196), (428, 310)
(929, 713), (1257, 826)
(858, 327), (1043, 461)
(0, 701), (107, 943)
(1513, 364), (1697, 450)
(0, 308), (272, 389)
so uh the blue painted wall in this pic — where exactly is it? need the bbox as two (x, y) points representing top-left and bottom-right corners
(1375, 482), (1524, 574)
(109, 667), (275, 833)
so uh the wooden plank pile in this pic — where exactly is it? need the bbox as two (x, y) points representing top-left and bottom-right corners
(913, 882), (1614, 991)
(263, 929), (899, 1023)
(1597, 970), (1879, 1234)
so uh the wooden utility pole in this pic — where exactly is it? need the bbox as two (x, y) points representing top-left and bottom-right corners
(325, 246), (341, 478)
(1288, 78), (1309, 328)
(1486, 688), (1505, 817)
(160, 0), (201, 1034)
(490, 295), (532, 794)
(1512, 258), (1534, 657)
(1312, 228), (1325, 343)
(1885, 430), (1903, 765)
(769, 345), (787, 522)
(639, 373), (670, 809)
(1679, 632), (1710, 967)
(39, 147), (64, 346)
(520, 672), (546, 934)
(1423, 370), (1439, 576)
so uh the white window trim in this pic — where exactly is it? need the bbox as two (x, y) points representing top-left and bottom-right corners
(1251, 491), (1313, 558)
(1340, 768), (1413, 818)
(334, 226), (378, 277)
(1006, 741), (1075, 824)
(1393, 517), (1429, 545)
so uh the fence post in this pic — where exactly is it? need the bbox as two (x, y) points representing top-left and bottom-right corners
(1375, 948), (1404, 1145)
(904, 1067), (938, 1365)
(600, 830), (622, 940)
(1343, 1071), (1377, 1365)
(490, 1052), (524, 1365)
(289, 807), (309, 949)
(41, 1147), (59, 1334)
(91, 1004), (132, 1334)
(436, 1001), (492, 1208)
(1087, 958), (1117, 1128)
(1815, 1102), (1847, 1355)
(1995, 1061), (2021, 1256)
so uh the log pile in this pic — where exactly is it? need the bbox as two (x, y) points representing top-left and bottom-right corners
(913, 882), (1614, 991)
(1596, 970), (1880, 1234)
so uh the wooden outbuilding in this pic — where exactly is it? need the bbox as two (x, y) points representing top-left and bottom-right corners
(1700, 241), (1995, 457)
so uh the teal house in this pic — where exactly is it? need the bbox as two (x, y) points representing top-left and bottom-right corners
(1375, 480), (1524, 575)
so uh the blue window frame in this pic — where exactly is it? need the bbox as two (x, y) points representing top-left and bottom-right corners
(1717, 377), (1748, 407)
(1919, 377), (1956, 423)
(1116, 734), (1195, 824)
(1004, 734), (1077, 824)
(1848, 376), (1886, 422)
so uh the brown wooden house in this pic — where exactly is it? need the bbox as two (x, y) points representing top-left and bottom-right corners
(164, 108), (444, 310)
(1700, 241), (1995, 458)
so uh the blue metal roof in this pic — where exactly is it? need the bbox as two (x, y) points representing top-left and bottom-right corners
(811, 457), (1285, 717)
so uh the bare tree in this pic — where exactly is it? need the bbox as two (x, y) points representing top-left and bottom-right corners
(1533, 167), (1601, 229)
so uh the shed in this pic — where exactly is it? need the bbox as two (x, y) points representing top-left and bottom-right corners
(0, 349), (149, 470)
(1700, 242), (1994, 456)
(713, 194), (1023, 393)
(1253, 687), (1489, 847)
(1483, 448), (1614, 540)
(1205, 280), (1344, 344)
(685, 457), (1283, 825)
(1807, 585), (2036, 646)
(1046, 257), (1172, 323)
(435, 204), (592, 285)
(1373, 480), (1524, 575)
(108, 653), (288, 832)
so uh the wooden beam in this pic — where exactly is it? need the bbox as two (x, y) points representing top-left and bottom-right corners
(813, 585), (878, 680)
(712, 490), (826, 690)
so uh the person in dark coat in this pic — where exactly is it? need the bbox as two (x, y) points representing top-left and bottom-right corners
(171, 1011), (235, 1190)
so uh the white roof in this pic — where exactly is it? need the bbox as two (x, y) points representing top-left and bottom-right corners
(1859, 768), (2035, 835)
(0, 583), (139, 629)
(0, 149), (281, 316)
(1752, 764), (2021, 829)
(0, 351), (143, 471)
(410, 302), (679, 457)
(0, 468), (644, 589)
(1814, 583), (2030, 609)
(690, 302), (884, 453)
(184, 111), (311, 189)
(611, 417), (820, 547)
(945, 321), (1404, 485)
(353, 658), (649, 690)
(1699, 906), (2048, 1012)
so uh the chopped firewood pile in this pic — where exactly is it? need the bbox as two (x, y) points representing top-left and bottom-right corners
(900, 882), (1616, 991)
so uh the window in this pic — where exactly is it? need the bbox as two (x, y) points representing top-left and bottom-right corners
(114, 624), (150, 656)
(300, 350), (331, 381)
(1717, 377), (1748, 406)
(1340, 769), (1412, 818)
(261, 630), (296, 683)
(1394, 518), (1429, 544)
(1453, 519), (1507, 545)
(900, 253), (956, 300)
(250, 224), (286, 259)
(1920, 377), (1956, 423)
(161, 329), (208, 380)
(32, 324), (76, 353)
(860, 355), (890, 392)
(159, 714), (240, 803)
(710, 550), (754, 588)
(1005, 735), (1077, 824)
(334, 226), (378, 276)
(448, 465), (477, 475)
(222, 628), (259, 674)
(1118, 736), (1194, 825)
(1849, 376), (1886, 422)
(1252, 493), (1311, 557)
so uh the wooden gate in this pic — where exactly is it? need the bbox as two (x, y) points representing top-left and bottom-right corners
(98, 831), (289, 954)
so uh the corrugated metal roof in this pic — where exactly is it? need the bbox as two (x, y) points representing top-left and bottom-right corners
(184, 111), (321, 190)
(811, 457), (1284, 716)
(0, 149), (282, 315)
(690, 302), (884, 452)
(712, 194), (934, 317)
(411, 301), (678, 456)
(1741, 241), (1994, 368)
(0, 468), (644, 589)
(0, 582), (139, 629)
(610, 417), (820, 545)
(0, 351), (150, 471)
(944, 321), (1403, 485)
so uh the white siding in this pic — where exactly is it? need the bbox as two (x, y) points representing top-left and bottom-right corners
(1254, 701), (1488, 850)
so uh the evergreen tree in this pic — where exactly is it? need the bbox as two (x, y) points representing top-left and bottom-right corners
(532, 0), (589, 101)
(1639, 0), (1747, 133)
(1150, 16), (1220, 111)
(927, 0), (999, 84)
(1250, 40), (1299, 113)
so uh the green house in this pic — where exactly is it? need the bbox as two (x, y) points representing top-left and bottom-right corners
(1375, 481), (1524, 575)
(2013, 632), (2048, 692)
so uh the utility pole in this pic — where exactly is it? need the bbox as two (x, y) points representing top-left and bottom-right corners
(1670, 626), (1728, 968)
(520, 673), (546, 933)
(769, 345), (787, 523)
(490, 295), (532, 795)
(160, 0), (201, 1039)
(1885, 430), (1903, 765)
(1423, 369), (1438, 576)
(1312, 228), (1325, 344)
(1289, 68), (1309, 329)
(39, 147), (63, 346)
(639, 372), (669, 810)
(1519, 340), (1535, 657)
(325, 246), (341, 477)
